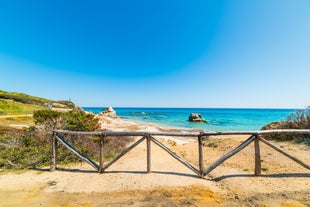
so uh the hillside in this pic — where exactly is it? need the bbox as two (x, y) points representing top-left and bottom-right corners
(0, 90), (75, 111)
(0, 90), (52, 106)
(0, 90), (76, 128)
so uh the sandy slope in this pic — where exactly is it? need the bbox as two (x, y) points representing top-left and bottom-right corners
(0, 116), (309, 206)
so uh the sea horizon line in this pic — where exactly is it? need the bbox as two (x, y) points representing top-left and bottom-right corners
(82, 106), (301, 110)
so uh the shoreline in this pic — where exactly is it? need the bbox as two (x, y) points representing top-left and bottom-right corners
(89, 106), (200, 133)
(87, 107), (297, 132)
(94, 106), (201, 132)
(95, 114), (201, 145)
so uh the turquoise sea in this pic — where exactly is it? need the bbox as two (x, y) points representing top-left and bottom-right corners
(82, 107), (297, 132)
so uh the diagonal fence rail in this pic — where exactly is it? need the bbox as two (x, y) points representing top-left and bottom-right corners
(51, 129), (310, 178)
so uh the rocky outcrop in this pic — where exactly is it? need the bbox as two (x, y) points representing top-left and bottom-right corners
(98, 106), (117, 118)
(188, 113), (207, 123)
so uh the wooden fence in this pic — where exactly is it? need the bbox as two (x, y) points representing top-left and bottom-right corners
(51, 129), (310, 178)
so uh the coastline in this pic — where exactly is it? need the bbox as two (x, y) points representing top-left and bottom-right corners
(86, 107), (297, 132)
(96, 114), (198, 132)
(95, 113), (200, 145)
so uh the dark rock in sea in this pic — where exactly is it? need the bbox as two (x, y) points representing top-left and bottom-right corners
(188, 113), (207, 123)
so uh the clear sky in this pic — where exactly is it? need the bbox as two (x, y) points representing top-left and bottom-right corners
(1, 0), (310, 108)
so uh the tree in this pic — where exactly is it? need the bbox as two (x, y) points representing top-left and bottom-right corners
(33, 110), (64, 132)
(33, 109), (100, 132)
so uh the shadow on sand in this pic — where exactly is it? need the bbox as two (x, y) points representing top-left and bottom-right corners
(33, 167), (97, 174)
(33, 167), (200, 178)
(33, 167), (309, 181)
(212, 173), (310, 182)
(104, 170), (200, 178)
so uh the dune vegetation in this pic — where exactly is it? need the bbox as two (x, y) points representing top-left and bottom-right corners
(0, 108), (131, 170)
(262, 106), (310, 145)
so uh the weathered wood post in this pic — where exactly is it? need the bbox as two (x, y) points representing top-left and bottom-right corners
(99, 134), (105, 173)
(198, 134), (204, 178)
(50, 132), (57, 171)
(254, 134), (261, 176)
(146, 134), (151, 173)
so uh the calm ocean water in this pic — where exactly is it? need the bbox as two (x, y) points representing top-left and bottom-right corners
(82, 107), (297, 131)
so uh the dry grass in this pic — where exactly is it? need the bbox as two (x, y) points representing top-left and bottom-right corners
(0, 115), (34, 128)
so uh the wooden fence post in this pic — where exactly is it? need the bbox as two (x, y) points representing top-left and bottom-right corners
(254, 134), (261, 176)
(198, 134), (204, 178)
(50, 133), (57, 171)
(147, 134), (151, 173)
(99, 134), (105, 173)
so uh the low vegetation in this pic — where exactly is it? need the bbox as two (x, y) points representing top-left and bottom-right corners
(261, 106), (310, 145)
(0, 109), (131, 170)
(0, 126), (49, 169)
(0, 99), (43, 115)
(0, 90), (51, 105)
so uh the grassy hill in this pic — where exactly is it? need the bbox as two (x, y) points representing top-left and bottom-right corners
(0, 90), (76, 128)
(0, 99), (44, 116)
(0, 90), (52, 106)
(0, 90), (75, 115)
(0, 90), (75, 109)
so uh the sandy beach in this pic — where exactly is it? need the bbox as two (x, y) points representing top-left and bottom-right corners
(0, 115), (309, 206)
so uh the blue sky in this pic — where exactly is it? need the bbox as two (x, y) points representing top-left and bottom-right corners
(1, 0), (310, 108)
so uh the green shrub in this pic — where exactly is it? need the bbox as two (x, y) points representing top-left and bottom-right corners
(0, 158), (5, 167)
(33, 109), (100, 132)
(0, 125), (132, 170)
(0, 127), (50, 169)
(261, 107), (310, 145)
(63, 110), (100, 131)
(0, 108), (132, 171)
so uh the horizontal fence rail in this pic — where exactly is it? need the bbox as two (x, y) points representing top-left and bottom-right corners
(54, 129), (310, 136)
(51, 129), (310, 178)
